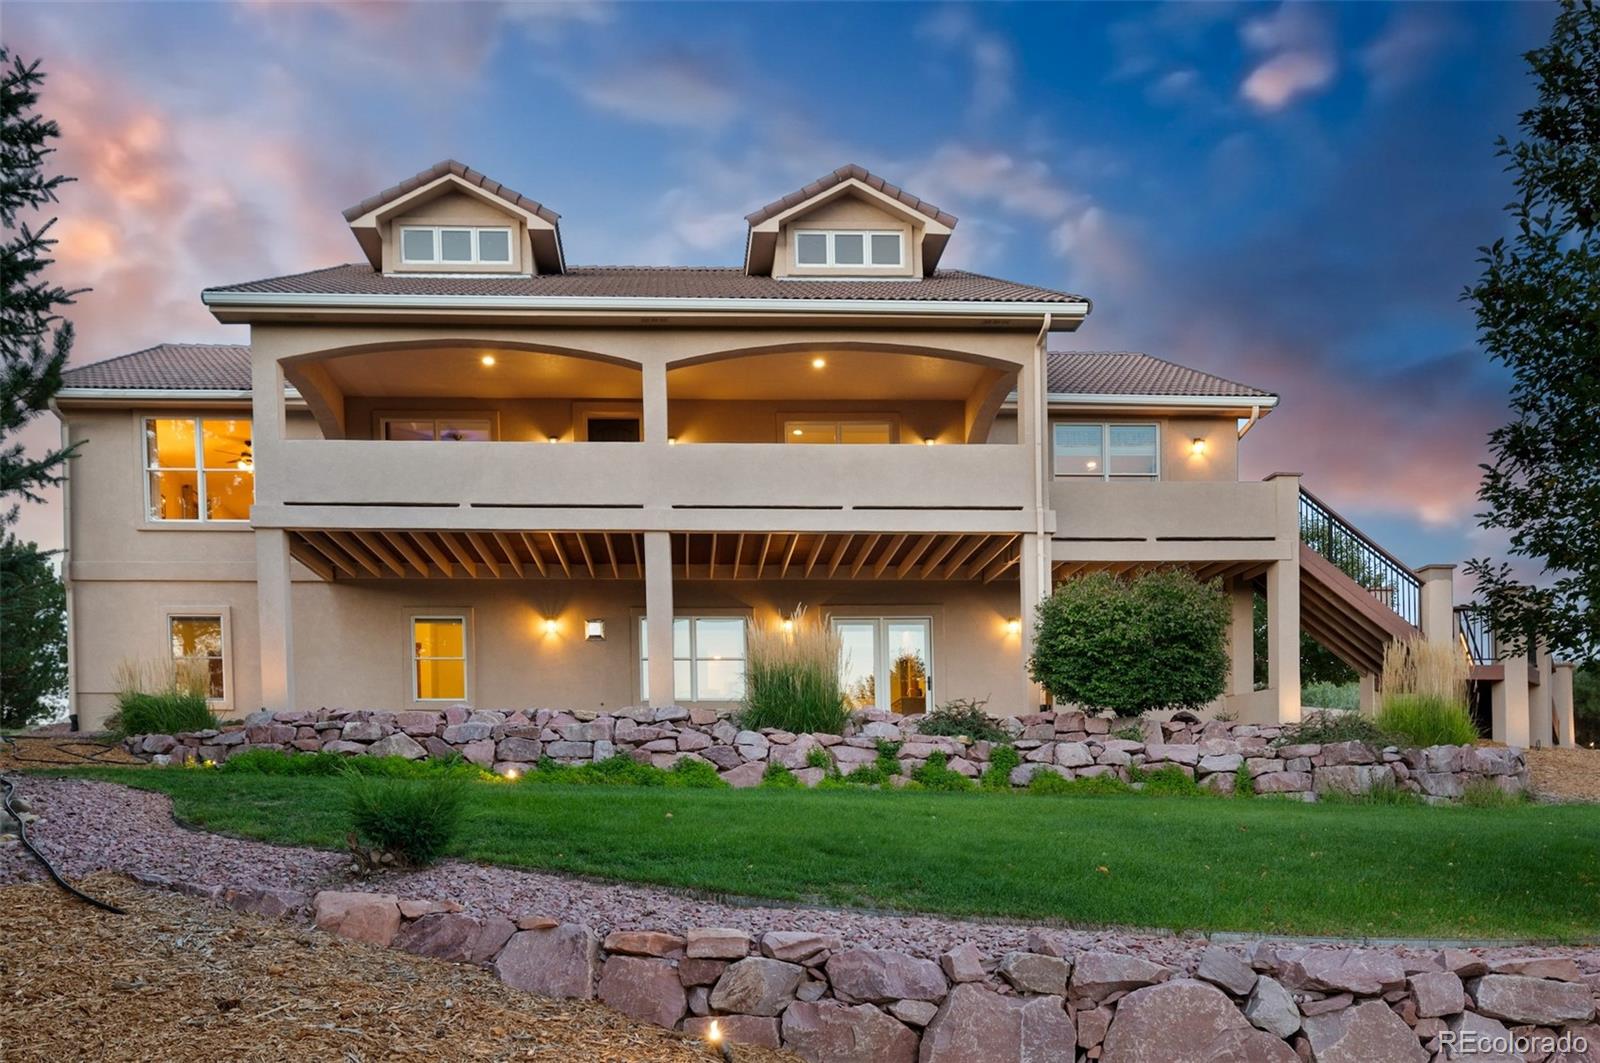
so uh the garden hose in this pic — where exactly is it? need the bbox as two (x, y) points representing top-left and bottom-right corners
(0, 773), (124, 914)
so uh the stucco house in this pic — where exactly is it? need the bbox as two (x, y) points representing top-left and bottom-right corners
(54, 161), (1575, 743)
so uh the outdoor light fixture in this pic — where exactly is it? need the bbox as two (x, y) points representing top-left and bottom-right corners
(924, 438), (937, 445)
(668, 437), (677, 445)
(1190, 437), (1207, 457)
(480, 354), (496, 367)
(548, 436), (561, 443)
(543, 617), (558, 636)
(791, 427), (804, 436)
(585, 618), (606, 641)
(811, 357), (826, 369)
(704, 1019), (731, 1061)
(1086, 460), (1098, 471)
(781, 617), (795, 633)
(1006, 617), (1021, 636)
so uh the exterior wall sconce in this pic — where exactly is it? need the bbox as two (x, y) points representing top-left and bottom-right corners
(585, 618), (606, 641)
(667, 437), (677, 446)
(781, 617), (795, 633)
(1190, 437), (1207, 457)
(480, 354), (496, 367)
(1006, 617), (1022, 636)
(811, 357), (826, 369)
(547, 436), (561, 444)
(542, 617), (558, 636)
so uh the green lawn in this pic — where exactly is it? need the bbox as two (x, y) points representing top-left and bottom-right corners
(62, 769), (1600, 941)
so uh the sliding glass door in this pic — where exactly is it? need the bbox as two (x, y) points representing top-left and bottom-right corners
(834, 617), (932, 715)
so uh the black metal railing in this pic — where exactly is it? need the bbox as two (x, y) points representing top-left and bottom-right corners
(1299, 487), (1420, 626)
(1455, 605), (1497, 666)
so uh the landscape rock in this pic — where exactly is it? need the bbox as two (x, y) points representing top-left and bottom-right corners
(1469, 974), (1595, 1026)
(1489, 957), (1583, 982)
(365, 732), (426, 760)
(393, 912), (482, 962)
(1197, 946), (1260, 996)
(602, 930), (684, 957)
(999, 951), (1072, 995)
(762, 931), (843, 964)
(598, 956), (687, 1028)
(917, 983), (1075, 1063)
(781, 1001), (917, 1063)
(1301, 1000), (1427, 1063)
(1101, 980), (1252, 1063)
(710, 957), (805, 1016)
(889, 999), (939, 1027)
(1408, 970), (1465, 1018)
(686, 927), (752, 960)
(940, 943), (986, 984)
(1070, 951), (1171, 1003)
(1244, 976), (1301, 1039)
(827, 949), (948, 1003)
(493, 924), (599, 1000)
(683, 1015), (781, 1048)
(1281, 950), (1406, 996)
(312, 891), (401, 947)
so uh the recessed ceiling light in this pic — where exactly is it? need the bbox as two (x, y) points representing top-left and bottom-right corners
(480, 354), (496, 366)
(811, 357), (826, 369)
(792, 428), (804, 436)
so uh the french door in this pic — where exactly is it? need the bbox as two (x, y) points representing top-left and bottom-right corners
(833, 617), (932, 715)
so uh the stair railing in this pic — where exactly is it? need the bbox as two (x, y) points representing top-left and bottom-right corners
(1454, 605), (1497, 666)
(1298, 487), (1421, 627)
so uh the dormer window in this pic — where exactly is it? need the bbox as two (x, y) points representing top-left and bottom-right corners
(793, 229), (904, 269)
(399, 225), (514, 266)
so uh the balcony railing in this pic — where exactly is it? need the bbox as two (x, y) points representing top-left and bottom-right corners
(1299, 487), (1420, 626)
(1455, 605), (1497, 666)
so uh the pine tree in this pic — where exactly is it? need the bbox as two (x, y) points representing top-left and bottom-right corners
(1465, 1), (1600, 659)
(0, 533), (67, 729)
(1, 48), (81, 526)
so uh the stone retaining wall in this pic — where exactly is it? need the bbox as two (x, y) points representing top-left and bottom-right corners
(137, 872), (1598, 1062)
(125, 706), (1528, 801)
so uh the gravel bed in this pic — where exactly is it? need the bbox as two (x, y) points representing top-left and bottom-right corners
(5, 777), (1597, 974)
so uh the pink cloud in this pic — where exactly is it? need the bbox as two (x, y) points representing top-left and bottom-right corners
(1240, 51), (1336, 111)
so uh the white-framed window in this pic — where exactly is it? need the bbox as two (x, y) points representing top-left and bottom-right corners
(144, 417), (255, 522)
(1053, 423), (1159, 480)
(380, 416), (493, 442)
(412, 616), (467, 701)
(833, 616), (932, 715)
(640, 616), (747, 702)
(398, 225), (514, 265)
(783, 419), (895, 444)
(170, 614), (226, 701)
(793, 229), (904, 268)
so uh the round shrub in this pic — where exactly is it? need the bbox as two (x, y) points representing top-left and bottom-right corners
(1029, 569), (1229, 716)
(344, 772), (466, 866)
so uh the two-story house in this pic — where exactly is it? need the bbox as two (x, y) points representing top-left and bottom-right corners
(55, 161), (1575, 745)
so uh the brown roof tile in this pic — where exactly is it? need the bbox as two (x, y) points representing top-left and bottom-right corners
(744, 164), (958, 228)
(1046, 351), (1273, 399)
(205, 263), (1086, 303)
(341, 159), (561, 224)
(60, 343), (251, 391)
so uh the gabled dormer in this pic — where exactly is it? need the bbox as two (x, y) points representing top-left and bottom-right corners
(743, 164), (956, 279)
(342, 160), (566, 276)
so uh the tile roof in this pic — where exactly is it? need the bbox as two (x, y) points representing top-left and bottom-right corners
(341, 159), (561, 224)
(1046, 351), (1274, 399)
(205, 263), (1087, 303)
(61, 344), (1272, 403)
(60, 343), (251, 391)
(744, 164), (958, 228)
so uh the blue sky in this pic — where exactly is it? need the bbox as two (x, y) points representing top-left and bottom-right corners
(7, 1), (1555, 581)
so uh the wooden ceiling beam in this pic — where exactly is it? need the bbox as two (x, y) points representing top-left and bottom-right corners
(412, 532), (458, 578)
(827, 534), (853, 579)
(493, 532), (525, 577)
(353, 531), (407, 577)
(547, 532), (571, 577)
(919, 534), (962, 579)
(381, 531), (431, 577)
(437, 532), (480, 578)
(872, 534), (907, 578)
(851, 534), (882, 578)
(326, 530), (385, 578)
(288, 536), (337, 581)
(299, 531), (360, 579)
(896, 534), (938, 578)
(941, 534), (989, 579)
(574, 533), (598, 579)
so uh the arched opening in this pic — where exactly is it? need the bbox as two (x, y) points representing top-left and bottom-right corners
(664, 343), (1018, 446)
(279, 341), (643, 442)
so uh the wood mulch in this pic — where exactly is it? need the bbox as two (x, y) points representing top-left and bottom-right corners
(0, 734), (143, 771)
(0, 874), (795, 1062)
(1526, 746), (1600, 803)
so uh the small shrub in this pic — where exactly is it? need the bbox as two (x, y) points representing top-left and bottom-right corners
(1234, 763), (1255, 797)
(107, 657), (214, 736)
(1318, 777), (1422, 807)
(760, 762), (801, 788)
(1461, 778), (1525, 808)
(1137, 764), (1202, 797)
(1276, 709), (1391, 747)
(874, 739), (902, 774)
(1029, 569), (1230, 715)
(522, 754), (727, 788)
(982, 744), (1021, 790)
(667, 757), (727, 788)
(916, 698), (1010, 743)
(1027, 770), (1133, 797)
(1110, 723), (1143, 742)
(740, 608), (847, 734)
(345, 772), (466, 866)
(1303, 680), (1360, 711)
(805, 745), (834, 771)
(910, 751), (975, 792)
(1376, 694), (1479, 748)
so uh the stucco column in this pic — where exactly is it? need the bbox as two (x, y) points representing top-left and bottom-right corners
(1552, 661), (1576, 747)
(1018, 532), (1050, 710)
(1493, 651), (1531, 746)
(643, 531), (675, 708)
(1529, 639), (1554, 747)
(642, 360), (669, 445)
(1358, 673), (1378, 716)
(255, 528), (295, 713)
(1266, 558), (1301, 724)
(1228, 580), (1254, 698)
(1416, 564), (1456, 646)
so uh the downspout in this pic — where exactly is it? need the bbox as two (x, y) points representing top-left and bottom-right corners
(1032, 315), (1052, 619)
(49, 399), (78, 732)
(1237, 404), (1262, 440)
